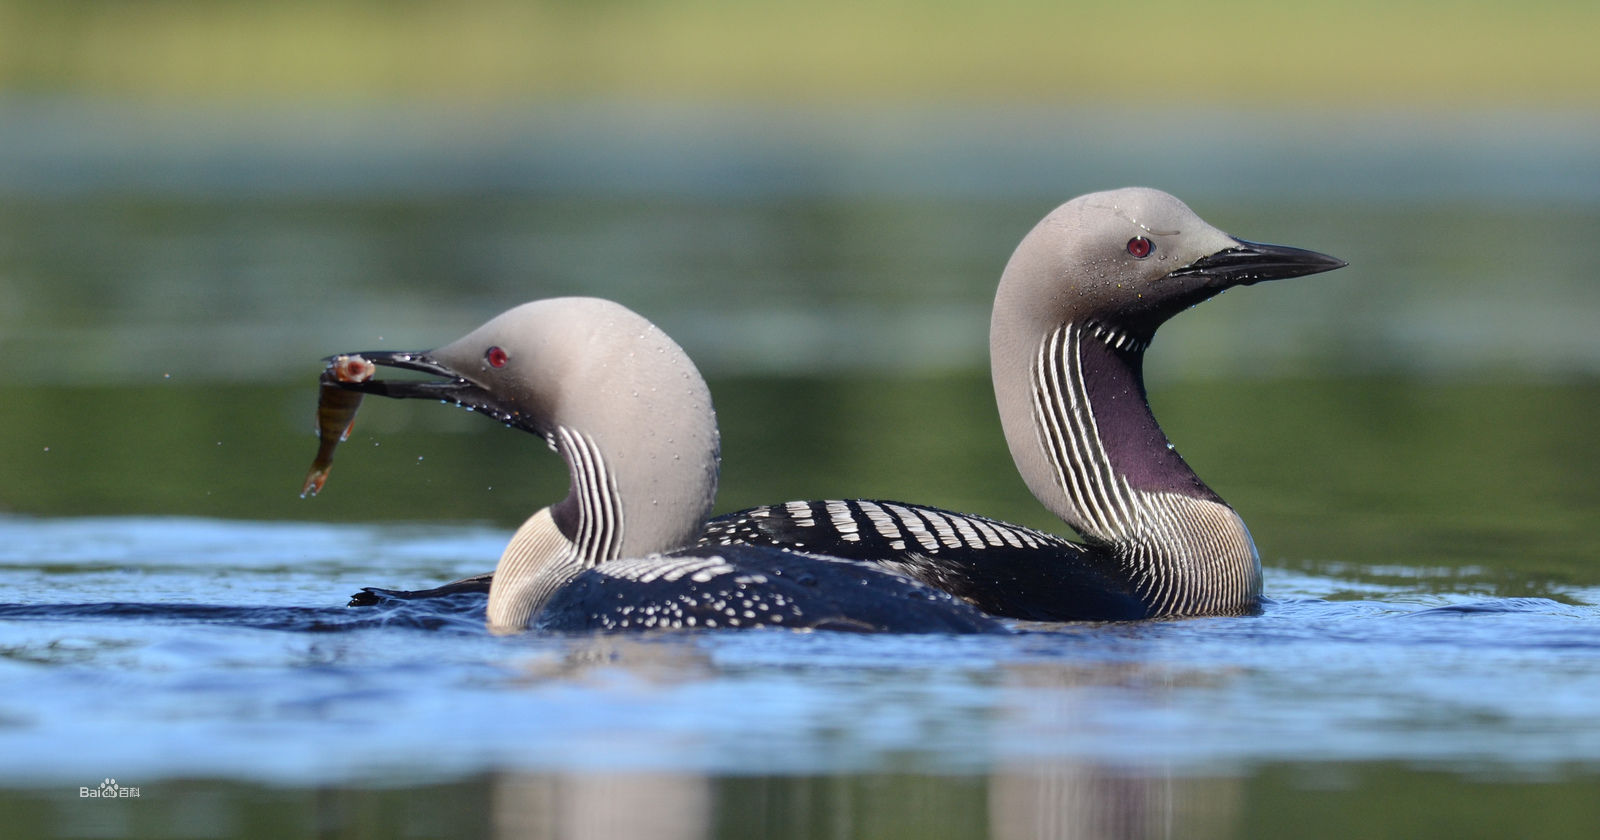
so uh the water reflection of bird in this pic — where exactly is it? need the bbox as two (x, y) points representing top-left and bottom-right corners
(349, 188), (1343, 623)
(329, 297), (1001, 634)
(698, 188), (1345, 620)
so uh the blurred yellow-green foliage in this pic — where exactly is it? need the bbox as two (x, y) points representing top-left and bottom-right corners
(1, 0), (1595, 105)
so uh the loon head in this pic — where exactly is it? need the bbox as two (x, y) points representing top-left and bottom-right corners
(993, 187), (1346, 345)
(330, 296), (721, 573)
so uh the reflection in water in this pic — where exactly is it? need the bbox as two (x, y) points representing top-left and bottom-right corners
(507, 636), (722, 686)
(3, 761), (1592, 840)
(478, 640), (1244, 840)
(493, 772), (711, 840)
(991, 762), (1237, 840)
(990, 661), (1240, 840)
(478, 764), (1237, 840)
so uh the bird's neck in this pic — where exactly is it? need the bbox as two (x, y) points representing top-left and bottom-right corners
(548, 425), (629, 564)
(487, 423), (719, 633)
(992, 317), (1261, 614)
(487, 507), (580, 633)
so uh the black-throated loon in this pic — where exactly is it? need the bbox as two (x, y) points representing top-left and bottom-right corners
(348, 188), (1344, 622)
(324, 297), (1002, 634)
(698, 188), (1345, 619)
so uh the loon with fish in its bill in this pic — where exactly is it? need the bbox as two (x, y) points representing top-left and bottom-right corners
(312, 297), (1003, 634)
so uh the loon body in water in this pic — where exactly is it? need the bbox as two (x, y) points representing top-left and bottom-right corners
(350, 188), (1344, 622)
(328, 297), (1001, 634)
(699, 188), (1345, 620)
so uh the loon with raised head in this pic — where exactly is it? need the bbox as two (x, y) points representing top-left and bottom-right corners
(697, 188), (1346, 620)
(329, 297), (1002, 634)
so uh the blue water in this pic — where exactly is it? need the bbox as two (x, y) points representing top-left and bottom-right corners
(4, 515), (1597, 787)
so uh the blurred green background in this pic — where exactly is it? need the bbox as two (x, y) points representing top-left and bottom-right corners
(2, 0), (1597, 105)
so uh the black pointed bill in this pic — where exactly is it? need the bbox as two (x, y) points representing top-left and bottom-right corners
(322, 350), (528, 430)
(1169, 238), (1347, 287)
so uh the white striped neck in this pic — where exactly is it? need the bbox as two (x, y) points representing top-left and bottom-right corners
(487, 507), (580, 633)
(547, 425), (627, 563)
(489, 425), (629, 633)
(999, 319), (1261, 614)
(489, 416), (721, 632)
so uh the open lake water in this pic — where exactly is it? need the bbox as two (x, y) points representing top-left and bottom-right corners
(2, 101), (1598, 838)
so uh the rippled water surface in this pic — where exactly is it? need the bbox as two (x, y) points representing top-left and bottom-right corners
(2, 101), (1599, 838)
(3, 515), (1599, 837)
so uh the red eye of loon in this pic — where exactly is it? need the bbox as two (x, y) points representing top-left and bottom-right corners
(1126, 236), (1154, 258)
(485, 346), (509, 368)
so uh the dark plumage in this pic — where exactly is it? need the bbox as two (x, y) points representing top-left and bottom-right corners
(699, 500), (1146, 622)
(537, 545), (1002, 634)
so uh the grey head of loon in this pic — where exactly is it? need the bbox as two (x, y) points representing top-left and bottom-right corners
(326, 297), (1002, 635)
(992, 187), (1346, 358)
(331, 297), (719, 632)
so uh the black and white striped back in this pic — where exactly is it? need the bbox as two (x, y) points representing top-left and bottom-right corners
(698, 499), (1150, 621)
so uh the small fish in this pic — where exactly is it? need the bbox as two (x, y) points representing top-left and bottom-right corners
(300, 355), (376, 497)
